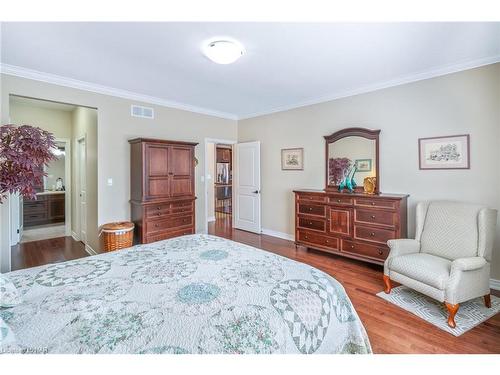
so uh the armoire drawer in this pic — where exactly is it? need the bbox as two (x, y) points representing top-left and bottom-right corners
(170, 201), (194, 214)
(354, 225), (396, 245)
(146, 203), (171, 218)
(341, 240), (388, 261)
(298, 203), (326, 217)
(298, 217), (326, 232)
(146, 215), (193, 234)
(146, 227), (194, 243)
(297, 230), (339, 250)
(354, 208), (396, 227)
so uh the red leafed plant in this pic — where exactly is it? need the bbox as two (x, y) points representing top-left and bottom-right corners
(0, 124), (56, 202)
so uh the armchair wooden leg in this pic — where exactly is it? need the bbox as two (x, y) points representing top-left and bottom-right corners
(383, 275), (392, 294)
(484, 294), (491, 308)
(445, 302), (459, 328)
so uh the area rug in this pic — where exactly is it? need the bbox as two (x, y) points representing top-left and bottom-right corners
(377, 286), (500, 336)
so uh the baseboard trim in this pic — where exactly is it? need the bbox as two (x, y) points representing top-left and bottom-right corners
(84, 244), (98, 256)
(71, 231), (80, 242)
(261, 228), (294, 241)
(490, 279), (500, 291)
(207, 216), (216, 222)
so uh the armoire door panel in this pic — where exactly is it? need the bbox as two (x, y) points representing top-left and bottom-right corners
(147, 178), (170, 198)
(328, 207), (351, 236)
(170, 147), (192, 176)
(170, 177), (193, 197)
(147, 145), (169, 177)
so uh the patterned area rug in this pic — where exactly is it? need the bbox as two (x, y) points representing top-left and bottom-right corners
(377, 286), (500, 336)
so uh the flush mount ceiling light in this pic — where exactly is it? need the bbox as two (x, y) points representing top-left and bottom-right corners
(202, 39), (245, 64)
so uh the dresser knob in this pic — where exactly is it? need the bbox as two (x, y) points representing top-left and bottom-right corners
(309, 207), (313, 211)
(157, 213), (161, 216)
(370, 232), (375, 237)
(378, 249), (383, 255)
(337, 199), (341, 203)
(371, 215), (376, 219)
(305, 236), (309, 240)
(155, 224), (159, 227)
(371, 202), (376, 206)
(326, 240), (330, 243)
(350, 245), (355, 249)
(309, 222), (313, 225)
(156, 206), (161, 210)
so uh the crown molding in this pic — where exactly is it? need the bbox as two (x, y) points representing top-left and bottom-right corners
(238, 55), (500, 120)
(0, 63), (239, 121)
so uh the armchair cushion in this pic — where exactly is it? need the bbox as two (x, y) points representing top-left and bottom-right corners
(389, 253), (451, 290)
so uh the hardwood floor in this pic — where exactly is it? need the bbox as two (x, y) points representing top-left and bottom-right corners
(10, 220), (500, 354)
(208, 220), (500, 354)
(11, 236), (88, 271)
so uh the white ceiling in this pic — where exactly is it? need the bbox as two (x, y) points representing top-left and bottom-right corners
(1, 22), (499, 119)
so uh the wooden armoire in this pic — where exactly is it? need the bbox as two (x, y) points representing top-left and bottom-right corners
(129, 138), (197, 244)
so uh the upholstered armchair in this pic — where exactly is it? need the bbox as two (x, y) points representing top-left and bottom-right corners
(383, 201), (497, 328)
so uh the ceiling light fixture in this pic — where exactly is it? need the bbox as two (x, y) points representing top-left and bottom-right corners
(202, 39), (245, 64)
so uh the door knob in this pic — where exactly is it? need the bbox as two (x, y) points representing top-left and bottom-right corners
(253, 190), (260, 194)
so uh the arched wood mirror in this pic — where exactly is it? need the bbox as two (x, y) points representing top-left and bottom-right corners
(325, 127), (380, 194)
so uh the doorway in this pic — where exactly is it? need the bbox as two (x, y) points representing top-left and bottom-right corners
(8, 95), (97, 271)
(204, 138), (236, 234)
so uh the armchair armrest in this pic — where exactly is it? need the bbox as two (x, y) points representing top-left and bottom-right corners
(451, 257), (487, 272)
(384, 239), (420, 276)
(387, 239), (421, 257)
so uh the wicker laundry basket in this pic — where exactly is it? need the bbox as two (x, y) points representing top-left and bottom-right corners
(100, 221), (135, 252)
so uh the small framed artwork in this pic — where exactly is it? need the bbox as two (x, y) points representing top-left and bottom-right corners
(418, 134), (470, 170)
(281, 148), (304, 170)
(355, 159), (372, 172)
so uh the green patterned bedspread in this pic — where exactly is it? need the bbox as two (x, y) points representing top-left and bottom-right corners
(1, 234), (371, 354)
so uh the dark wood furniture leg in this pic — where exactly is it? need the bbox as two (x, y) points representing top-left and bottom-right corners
(445, 302), (459, 328)
(383, 275), (392, 294)
(484, 294), (491, 308)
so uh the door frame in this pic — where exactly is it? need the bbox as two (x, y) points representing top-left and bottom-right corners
(55, 138), (72, 237)
(203, 138), (237, 234)
(75, 135), (87, 244)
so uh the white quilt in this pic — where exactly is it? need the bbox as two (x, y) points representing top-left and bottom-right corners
(1, 234), (371, 354)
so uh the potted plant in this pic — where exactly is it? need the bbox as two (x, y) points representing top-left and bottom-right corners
(0, 124), (56, 203)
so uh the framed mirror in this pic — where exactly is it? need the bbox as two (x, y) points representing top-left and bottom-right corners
(325, 128), (380, 193)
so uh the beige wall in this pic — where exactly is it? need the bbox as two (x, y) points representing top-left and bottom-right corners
(238, 63), (500, 279)
(0, 73), (237, 270)
(9, 101), (72, 138)
(71, 107), (98, 252)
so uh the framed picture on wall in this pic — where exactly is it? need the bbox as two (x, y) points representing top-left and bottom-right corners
(418, 134), (470, 170)
(355, 159), (372, 172)
(281, 148), (304, 170)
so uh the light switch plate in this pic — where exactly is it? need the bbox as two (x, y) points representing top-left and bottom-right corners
(107, 178), (113, 186)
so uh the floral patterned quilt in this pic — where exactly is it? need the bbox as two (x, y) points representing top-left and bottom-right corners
(1, 234), (371, 354)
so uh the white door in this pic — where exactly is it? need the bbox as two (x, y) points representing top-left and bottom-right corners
(234, 141), (261, 233)
(77, 137), (87, 244)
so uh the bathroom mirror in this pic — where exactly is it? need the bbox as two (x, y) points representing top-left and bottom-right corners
(325, 128), (380, 193)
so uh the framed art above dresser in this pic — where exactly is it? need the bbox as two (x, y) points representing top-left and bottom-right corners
(294, 128), (408, 265)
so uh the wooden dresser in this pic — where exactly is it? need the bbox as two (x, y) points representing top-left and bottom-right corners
(294, 190), (408, 265)
(129, 138), (197, 244)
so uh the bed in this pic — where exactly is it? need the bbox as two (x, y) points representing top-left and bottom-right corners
(1, 234), (371, 354)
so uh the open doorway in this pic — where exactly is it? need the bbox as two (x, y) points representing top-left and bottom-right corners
(205, 139), (236, 235)
(8, 95), (97, 271)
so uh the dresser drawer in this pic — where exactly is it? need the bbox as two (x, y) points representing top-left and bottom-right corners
(354, 225), (397, 245)
(298, 217), (326, 232)
(354, 198), (397, 210)
(297, 230), (338, 250)
(24, 212), (48, 222)
(298, 203), (326, 217)
(146, 215), (193, 234)
(297, 194), (326, 203)
(354, 208), (396, 227)
(341, 240), (388, 261)
(328, 196), (353, 206)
